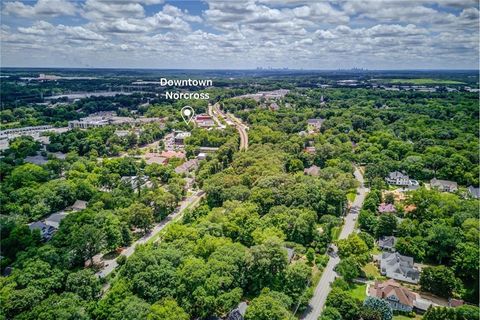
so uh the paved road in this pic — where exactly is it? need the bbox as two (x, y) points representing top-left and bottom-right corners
(96, 190), (205, 278)
(302, 168), (368, 320)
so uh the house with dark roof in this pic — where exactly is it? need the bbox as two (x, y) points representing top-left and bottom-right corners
(468, 186), (480, 199)
(430, 178), (458, 192)
(369, 279), (417, 312)
(380, 252), (420, 284)
(378, 236), (396, 252)
(227, 302), (248, 320)
(28, 221), (56, 241)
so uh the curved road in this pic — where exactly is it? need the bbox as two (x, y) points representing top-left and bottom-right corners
(301, 168), (368, 320)
(96, 190), (205, 279)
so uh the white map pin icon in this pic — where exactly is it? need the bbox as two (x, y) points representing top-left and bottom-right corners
(181, 106), (195, 125)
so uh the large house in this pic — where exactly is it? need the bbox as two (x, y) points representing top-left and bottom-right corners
(380, 252), (420, 284)
(430, 178), (458, 192)
(385, 171), (410, 186)
(369, 279), (417, 312)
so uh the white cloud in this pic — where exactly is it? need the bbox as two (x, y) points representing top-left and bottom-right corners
(3, 0), (77, 17)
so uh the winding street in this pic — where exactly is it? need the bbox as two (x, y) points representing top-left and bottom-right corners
(301, 167), (368, 320)
(96, 190), (205, 279)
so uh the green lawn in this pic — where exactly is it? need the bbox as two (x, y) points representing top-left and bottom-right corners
(362, 262), (381, 279)
(347, 283), (367, 301)
(386, 78), (464, 85)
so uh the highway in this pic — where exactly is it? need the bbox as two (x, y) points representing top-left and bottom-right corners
(96, 190), (205, 279)
(211, 103), (249, 151)
(301, 168), (368, 320)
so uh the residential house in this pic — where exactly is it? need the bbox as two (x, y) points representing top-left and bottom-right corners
(380, 252), (420, 284)
(45, 212), (69, 229)
(448, 298), (464, 308)
(304, 165), (320, 176)
(385, 171), (410, 186)
(227, 302), (248, 320)
(144, 153), (168, 165)
(378, 236), (396, 252)
(70, 200), (88, 211)
(467, 186), (480, 199)
(28, 221), (56, 241)
(175, 159), (199, 175)
(307, 118), (325, 132)
(368, 279), (417, 312)
(430, 178), (458, 192)
(378, 203), (396, 214)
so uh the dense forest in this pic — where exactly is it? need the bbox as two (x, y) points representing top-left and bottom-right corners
(0, 71), (479, 320)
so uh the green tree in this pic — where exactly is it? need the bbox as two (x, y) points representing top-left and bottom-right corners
(376, 214), (397, 238)
(319, 307), (342, 320)
(128, 203), (154, 234)
(363, 296), (393, 320)
(148, 298), (189, 320)
(325, 288), (360, 320)
(420, 266), (460, 298)
(65, 269), (101, 301)
(245, 290), (291, 320)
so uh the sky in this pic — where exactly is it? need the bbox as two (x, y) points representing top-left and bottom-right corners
(1, 0), (479, 69)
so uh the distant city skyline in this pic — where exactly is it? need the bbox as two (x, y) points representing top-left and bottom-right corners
(1, 0), (479, 70)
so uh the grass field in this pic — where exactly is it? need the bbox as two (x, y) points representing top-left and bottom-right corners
(347, 283), (367, 301)
(362, 262), (381, 279)
(386, 78), (465, 85)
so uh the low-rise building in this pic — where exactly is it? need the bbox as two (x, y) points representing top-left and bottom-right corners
(174, 131), (191, 145)
(304, 165), (320, 176)
(378, 203), (396, 213)
(430, 178), (458, 192)
(378, 236), (397, 251)
(227, 302), (248, 320)
(197, 152), (208, 161)
(175, 159), (199, 174)
(369, 279), (416, 312)
(195, 114), (216, 128)
(28, 221), (56, 241)
(307, 118), (325, 132)
(467, 186), (479, 199)
(160, 150), (186, 160)
(380, 252), (420, 284)
(385, 171), (410, 186)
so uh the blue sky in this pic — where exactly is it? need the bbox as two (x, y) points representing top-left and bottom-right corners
(1, 0), (479, 69)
